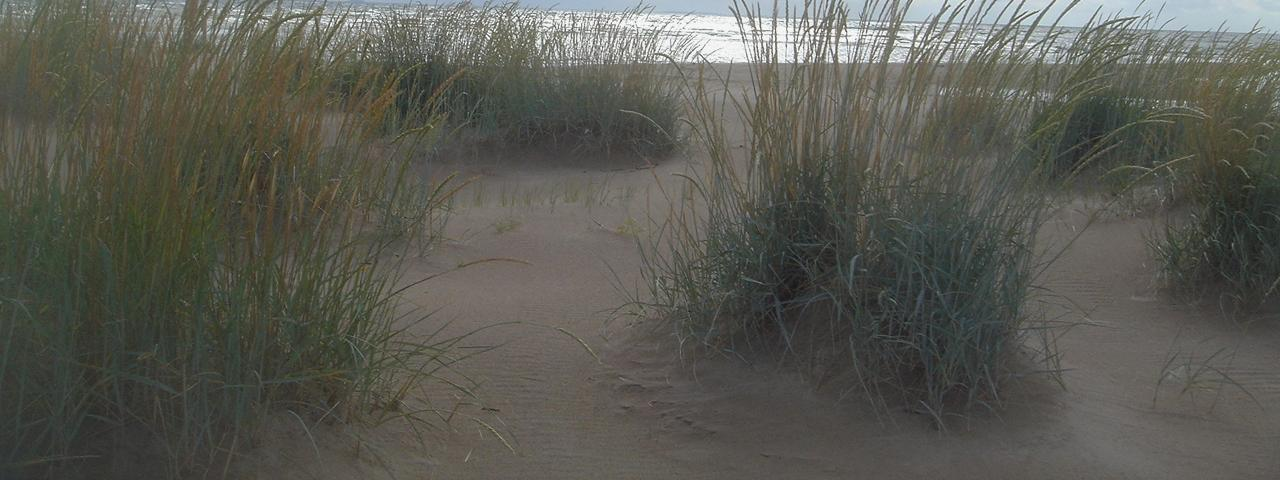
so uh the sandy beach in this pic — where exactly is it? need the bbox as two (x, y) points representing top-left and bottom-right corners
(6, 2), (1278, 474)
(233, 66), (1280, 479)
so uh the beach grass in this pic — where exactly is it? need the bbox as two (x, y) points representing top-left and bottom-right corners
(3, 0), (1280, 475)
(1044, 14), (1280, 310)
(1148, 39), (1280, 310)
(642, 0), (1042, 418)
(0, 0), (469, 476)
(632, 0), (1241, 418)
(347, 2), (698, 158)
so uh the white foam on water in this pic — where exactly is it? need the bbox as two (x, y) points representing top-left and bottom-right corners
(134, 0), (1266, 65)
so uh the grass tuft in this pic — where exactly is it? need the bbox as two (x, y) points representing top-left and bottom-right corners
(636, 0), (1117, 418)
(0, 0), (472, 475)
(348, 2), (698, 158)
(1136, 29), (1280, 310)
(1154, 106), (1280, 309)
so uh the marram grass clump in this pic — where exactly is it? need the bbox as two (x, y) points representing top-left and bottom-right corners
(1026, 93), (1165, 177)
(350, 2), (697, 158)
(1155, 156), (1280, 310)
(1153, 84), (1280, 310)
(1, 0), (468, 476)
(1019, 20), (1204, 182)
(1122, 29), (1280, 311)
(634, 0), (1146, 419)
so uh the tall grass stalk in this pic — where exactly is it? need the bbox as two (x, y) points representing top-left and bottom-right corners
(1149, 40), (1280, 309)
(1027, 18), (1279, 189)
(0, 0), (468, 476)
(349, 2), (699, 157)
(1035, 10), (1280, 308)
(637, 0), (1174, 418)
(1001, 9), (1280, 308)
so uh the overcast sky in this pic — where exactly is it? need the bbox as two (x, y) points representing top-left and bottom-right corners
(439, 0), (1278, 32)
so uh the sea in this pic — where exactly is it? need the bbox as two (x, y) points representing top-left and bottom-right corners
(138, 0), (1265, 64)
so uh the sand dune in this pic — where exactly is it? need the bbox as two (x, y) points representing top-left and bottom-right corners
(233, 140), (1280, 479)
(238, 62), (1280, 478)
